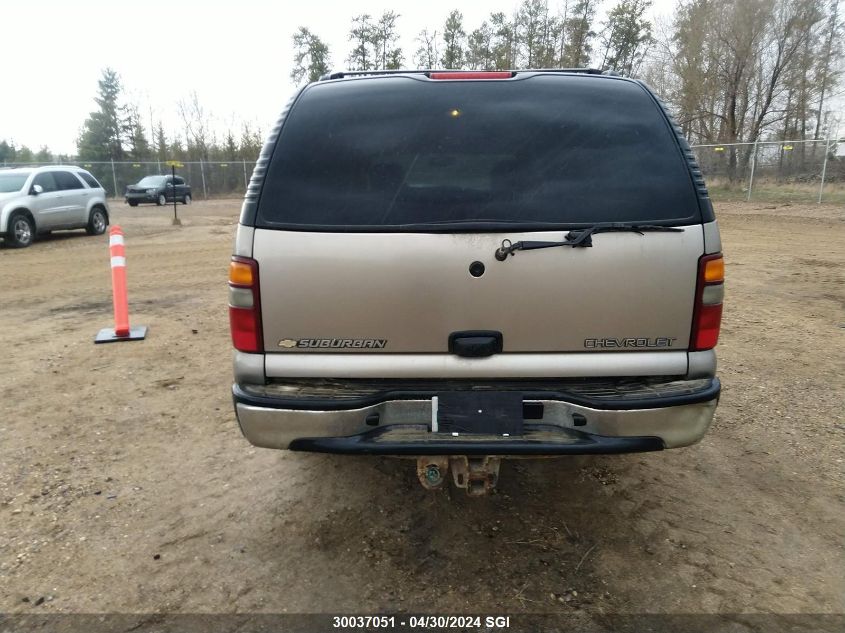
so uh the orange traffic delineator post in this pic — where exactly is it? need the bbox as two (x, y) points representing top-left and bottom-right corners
(95, 225), (147, 343)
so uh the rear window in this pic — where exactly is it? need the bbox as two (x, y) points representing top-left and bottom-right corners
(79, 172), (102, 189)
(137, 176), (166, 187)
(257, 75), (700, 230)
(0, 172), (30, 193)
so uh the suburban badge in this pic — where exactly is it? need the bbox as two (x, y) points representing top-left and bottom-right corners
(278, 338), (388, 349)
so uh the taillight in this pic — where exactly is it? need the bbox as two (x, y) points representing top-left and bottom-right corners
(690, 254), (724, 351)
(228, 256), (262, 353)
(429, 71), (514, 80)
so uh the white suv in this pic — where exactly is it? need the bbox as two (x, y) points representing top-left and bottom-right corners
(0, 166), (110, 248)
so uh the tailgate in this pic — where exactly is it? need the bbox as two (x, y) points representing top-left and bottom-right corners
(255, 225), (702, 354)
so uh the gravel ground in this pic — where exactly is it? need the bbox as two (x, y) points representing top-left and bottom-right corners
(0, 199), (842, 630)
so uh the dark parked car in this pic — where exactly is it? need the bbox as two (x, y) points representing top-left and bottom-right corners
(125, 175), (191, 207)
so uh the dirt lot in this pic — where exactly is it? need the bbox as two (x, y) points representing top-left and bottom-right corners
(0, 199), (843, 628)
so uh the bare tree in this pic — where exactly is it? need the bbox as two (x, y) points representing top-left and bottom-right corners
(813, 0), (842, 142)
(414, 29), (440, 69)
(373, 11), (403, 69)
(660, 0), (833, 180)
(178, 91), (211, 161)
(740, 0), (825, 176)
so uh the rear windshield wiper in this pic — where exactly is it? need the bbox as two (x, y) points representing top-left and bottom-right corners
(494, 223), (685, 261)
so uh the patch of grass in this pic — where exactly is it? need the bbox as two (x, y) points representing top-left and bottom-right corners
(706, 180), (845, 205)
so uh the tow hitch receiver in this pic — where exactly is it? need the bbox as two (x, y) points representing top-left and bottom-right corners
(416, 456), (502, 496)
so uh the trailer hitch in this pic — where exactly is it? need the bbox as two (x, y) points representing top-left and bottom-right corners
(416, 456), (501, 496)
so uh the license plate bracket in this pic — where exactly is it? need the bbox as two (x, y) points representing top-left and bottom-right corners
(436, 392), (524, 436)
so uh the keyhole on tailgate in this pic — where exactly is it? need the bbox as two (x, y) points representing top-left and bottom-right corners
(469, 261), (485, 277)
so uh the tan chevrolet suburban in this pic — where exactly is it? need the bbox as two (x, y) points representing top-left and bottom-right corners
(229, 69), (724, 495)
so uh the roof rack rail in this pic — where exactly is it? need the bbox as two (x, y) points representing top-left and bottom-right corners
(319, 69), (423, 80)
(520, 68), (603, 74)
(319, 68), (604, 81)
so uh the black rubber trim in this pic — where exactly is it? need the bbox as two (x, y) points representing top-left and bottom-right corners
(239, 85), (308, 227)
(288, 427), (664, 455)
(233, 378), (720, 413)
(637, 80), (715, 223)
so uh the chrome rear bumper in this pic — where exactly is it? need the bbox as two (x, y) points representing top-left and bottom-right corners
(233, 378), (719, 453)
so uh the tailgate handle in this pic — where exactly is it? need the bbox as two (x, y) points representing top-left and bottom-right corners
(448, 331), (503, 358)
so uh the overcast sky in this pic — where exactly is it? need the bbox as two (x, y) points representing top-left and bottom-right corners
(0, 0), (688, 154)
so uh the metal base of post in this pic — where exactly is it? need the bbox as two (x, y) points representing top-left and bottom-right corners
(94, 326), (148, 344)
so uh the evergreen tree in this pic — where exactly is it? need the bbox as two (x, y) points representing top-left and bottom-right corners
(16, 146), (34, 163)
(224, 130), (238, 160)
(168, 136), (185, 161)
(124, 105), (151, 160)
(77, 68), (126, 161)
(291, 27), (331, 84)
(386, 48), (404, 69)
(0, 140), (15, 163)
(599, 0), (654, 75)
(347, 15), (375, 70)
(490, 12), (518, 69)
(467, 22), (495, 69)
(34, 146), (53, 163)
(155, 123), (168, 162)
(562, 0), (600, 67)
(518, 0), (557, 68)
(239, 123), (263, 160)
(441, 10), (467, 68)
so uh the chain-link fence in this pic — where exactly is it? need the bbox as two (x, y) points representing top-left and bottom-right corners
(2, 139), (843, 204)
(0, 159), (257, 201)
(690, 138), (843, 204)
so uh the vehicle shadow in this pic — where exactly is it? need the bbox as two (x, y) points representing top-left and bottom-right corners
(0, 230), (89, 249)
(256, 451), (677, 615)
(35, 231), (90, 244)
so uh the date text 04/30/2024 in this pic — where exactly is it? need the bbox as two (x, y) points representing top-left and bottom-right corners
(332, 615), (511, 629)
